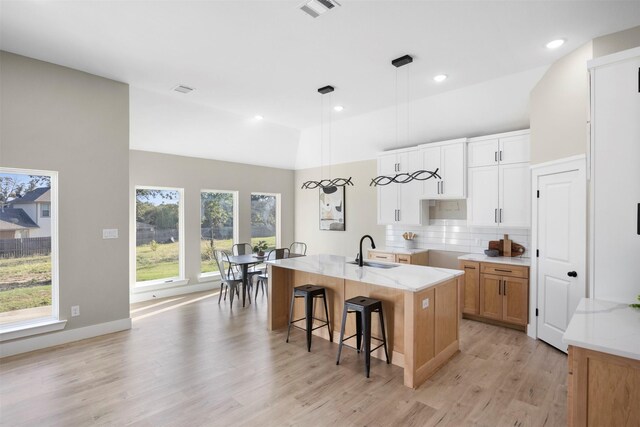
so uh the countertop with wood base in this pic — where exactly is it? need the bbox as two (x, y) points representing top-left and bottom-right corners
(564, 299), (640, 426)
(267, 254), (464, 389)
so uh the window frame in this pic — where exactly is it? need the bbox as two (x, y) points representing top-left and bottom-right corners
(40, 203), (50, 218)
(0, 167), (63, 338)
(250, 192), (281, 249)
(132, 185), (185, 289)
(199, 189), (239, 279)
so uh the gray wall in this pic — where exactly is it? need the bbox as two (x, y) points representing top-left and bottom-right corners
(130, 150), (295, 283)
(294, 160), (385, 258)
(593, 25), (640, 58)
(0, 51), (130, 330)
(530, 25), (640, 165)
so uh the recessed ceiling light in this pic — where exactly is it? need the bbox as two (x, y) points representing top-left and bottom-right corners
(254, 115), (264, 120)
(333, 105), (344, 112)
(546, 39), (565, 49)
(433, 74), (448, 83)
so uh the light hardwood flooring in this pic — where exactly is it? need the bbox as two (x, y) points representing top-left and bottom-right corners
(0, 290), (567, 426)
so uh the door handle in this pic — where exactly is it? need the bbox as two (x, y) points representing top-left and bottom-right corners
(498, 280), (502, 295)
(499, 151), (503, 162)
(441, 181), (444, 195)
(567, 271), (577, 278)
(495, 209), (498, 223)
(499, 209), (503, 223)
(495, 151), (497, 162)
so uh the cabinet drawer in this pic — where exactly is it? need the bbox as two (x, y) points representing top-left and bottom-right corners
(481, 263), (528, 278)
(396, 254), (411, 264)
(368, 252), (395, 262)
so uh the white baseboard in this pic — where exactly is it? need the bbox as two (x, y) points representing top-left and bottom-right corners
(130, 281), (219, 304)
(0, 317), (132, 358)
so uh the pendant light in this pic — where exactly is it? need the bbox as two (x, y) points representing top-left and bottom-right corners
(301, 85), (354, 190)
(370, 55), (441, 186)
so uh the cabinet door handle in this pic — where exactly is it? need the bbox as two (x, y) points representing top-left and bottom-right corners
(464, 266), (476, 270)
(503, 281), (507, 296)
(495, 151), (498, 162)
(495, 209), (498, 223)
(499, 151), (503, 162)
(397, 209), (400, 222)
(499, 208), (503, 223)
(498, 279), (502, 295)
(441, 181), (444, 194)
(495, 268), (512, 273)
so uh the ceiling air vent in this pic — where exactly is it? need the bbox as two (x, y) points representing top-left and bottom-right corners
(299, 0), (340, 18)
(173, 85), (194, 94)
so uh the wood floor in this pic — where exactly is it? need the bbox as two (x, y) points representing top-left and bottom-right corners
(0, 290), (568, 426)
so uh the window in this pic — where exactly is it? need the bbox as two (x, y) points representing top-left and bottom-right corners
(0, 168), (58, 327)
(135, 187), (183, 285)
(200, 190), (238, 275)
(251, 193), (280, 251)
(41, 203), (50, 218)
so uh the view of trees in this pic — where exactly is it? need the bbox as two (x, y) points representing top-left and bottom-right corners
(136, 190), (179, 231)
(0, 175), (50, 205)
(251, 194), (276, 230)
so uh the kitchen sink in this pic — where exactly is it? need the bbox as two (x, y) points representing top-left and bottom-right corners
(347, 261), (399, 269)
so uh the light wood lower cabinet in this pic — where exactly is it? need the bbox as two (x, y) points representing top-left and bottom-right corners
(568, 345), (640, 426)
(459, 261), (480, 315)
(368, 250), (429, 266)
(459, 260), (529, 330)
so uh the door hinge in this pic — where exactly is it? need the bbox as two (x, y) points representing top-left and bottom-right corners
(536, 249), (539, 257)
(536, 190), (540, 198)
(535, 308), (539, 317)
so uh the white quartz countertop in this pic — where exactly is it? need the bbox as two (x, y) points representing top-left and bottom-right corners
(458, 253), (531, 267)
(563, 298), (640, 361)
(368, 247), (429, 255)
(268, 254), (463, 292)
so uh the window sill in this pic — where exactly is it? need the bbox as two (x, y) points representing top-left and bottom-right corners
(133, 278), (190, 293)
(197, 272), (221, 283)
(0, 318), (67, 342)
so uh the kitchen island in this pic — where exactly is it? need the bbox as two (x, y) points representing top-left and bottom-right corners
(267, 254), (464, 389)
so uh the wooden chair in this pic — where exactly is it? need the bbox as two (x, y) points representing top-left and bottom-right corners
(214, 250), (243, 309)
(256, 248), (290, 298)
(289, 242), (307, 255)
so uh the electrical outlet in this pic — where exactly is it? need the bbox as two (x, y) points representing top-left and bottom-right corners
(422, 298), (429, 309)
(102, 229), (119, 239)
(71, 305), (80, 317)
(475, 238), (481, 246)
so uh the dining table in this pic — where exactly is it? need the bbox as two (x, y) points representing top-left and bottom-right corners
(226, 254), (266, 307)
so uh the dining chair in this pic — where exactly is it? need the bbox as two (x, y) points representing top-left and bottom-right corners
(289, 241), (307, 255)
(231, 242), (261, 291)
(214, 250), (244, 309)
(256, 248), (290, 299)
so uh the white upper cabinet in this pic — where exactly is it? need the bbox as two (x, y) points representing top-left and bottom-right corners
(467, 129), (530, 228)
(499, 163), (530, 227)
(467, 130), (530, 167)
(376, 148), (425, 226)
(467, 138), (499, 168)
(419, 138), (467, 199)
(467, 166), (500, 226)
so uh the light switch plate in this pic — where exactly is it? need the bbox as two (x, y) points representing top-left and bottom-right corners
(422, 298), (429, 309)
(102, 229), (118, 239)
(71, 305), (80, 317)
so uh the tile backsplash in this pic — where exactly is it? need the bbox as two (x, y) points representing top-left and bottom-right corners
(387, 220), (531, 258)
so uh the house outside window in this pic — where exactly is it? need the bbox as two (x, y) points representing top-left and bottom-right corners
(0, 168), (59, 328)
(41, 203), (50, 218)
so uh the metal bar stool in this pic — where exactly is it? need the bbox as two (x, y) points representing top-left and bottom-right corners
(286, 285), (333, 352)
(336, 296), (389, 378)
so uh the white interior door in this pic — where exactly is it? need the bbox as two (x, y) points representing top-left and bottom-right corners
(537, 168), (586, 352)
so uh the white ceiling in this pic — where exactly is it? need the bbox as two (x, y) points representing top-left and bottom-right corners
(1, 1), (639, 168)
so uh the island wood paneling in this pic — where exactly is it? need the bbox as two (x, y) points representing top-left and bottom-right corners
(269, 267), (460, 389)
